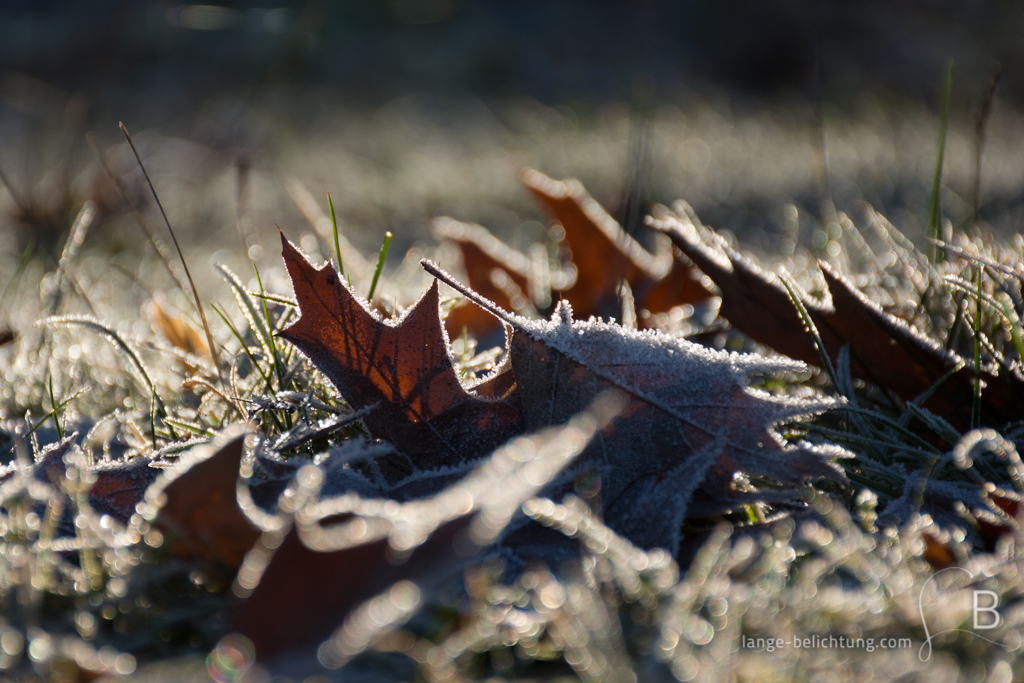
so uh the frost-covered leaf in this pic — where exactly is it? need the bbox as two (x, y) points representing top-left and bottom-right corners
(423, 260), (845, 554)
(279, 233), (524, 477)
(279, 233), (843, 562)
(1, 435), (158, 526)
(232, 394), (622, 662)
(652, 204), (1001, 427)
(142, 424), (260, 573)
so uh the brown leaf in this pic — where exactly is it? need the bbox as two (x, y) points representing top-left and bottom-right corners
(521, 168), (663, 320)
(638, 246), (715, 317)
(144, 424), (260, 573)
(422, 260), (843, 554)
(10, 436), (158, 526)
(233, 394), (620, 662)
(652, 205), (988, 427)
(279, 233), (523, 476)
(433, 217), (532, 341)
(5, 430), (258, 576)
(278, 235), (842, 562)
(86, 459), (160, 524)
(234, 513), (474, 660)
(149, 295), (210, 362)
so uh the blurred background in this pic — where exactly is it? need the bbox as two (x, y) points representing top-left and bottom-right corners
(1, 0), (1023, 289)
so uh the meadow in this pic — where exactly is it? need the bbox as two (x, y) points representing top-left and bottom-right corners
(2, 76), (1024, 682)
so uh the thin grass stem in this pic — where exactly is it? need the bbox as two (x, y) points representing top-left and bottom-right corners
(246, 290), (297, 307)
(328, 192), (345, 279)
(48, 375), (63, 440)
(973, 265), (983, 429)
(779, 275), (841, 393)
(928, 60), (953, 263)
(118, 123), (225, 388)
(211, 303), (274, 396)
(254, 263), (288, 393)
(85, 132), (186, 296)
(367, 232), (391, 301)
(9, 387), (90, 455)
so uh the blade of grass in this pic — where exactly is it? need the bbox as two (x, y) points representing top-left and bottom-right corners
(119, 122), (225, 389)
(971, 65), (1001, 227)
(996, 293), (1024, 364)
(973, 265), (983, 429)
(897, 359), (966, 429)
(8, 386), (90, 456)
(41, 316), (154, 396)
(85, 132), (186, 298)
(247, 290), (297, 307)
(328, 192), (345, 279)
(254, 263), (287, 392)
(41, 315), (165, 448)
(833, 405), (944, 453)
(928, 60), (953, 264)
(46, 202), (98, 317)
(48, 375), (63, 440)
(944, 274), (1024, 362)
(211, 303), (283, 432)
(161, 417), (216, 438)
(904, 403), (962, 446)
(216, 263), (276, 366)
(367, 231), (391, 302)
(779, 274), (841, 392)
(211, 303), (275, 396)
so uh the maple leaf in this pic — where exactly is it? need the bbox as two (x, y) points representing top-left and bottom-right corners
(650, 203), (1004, 428)
(639, 245), (715, 318)
(433, 216), (533, 341)
(421, 260), (845, 553)
(278, 234), (842, 560)
(431, 170), (711, 336)
(279, 233), (523, 476)
(521, 168), (660, 321)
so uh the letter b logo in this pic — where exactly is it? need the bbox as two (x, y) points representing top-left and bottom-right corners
(973, 590), (1001, 629)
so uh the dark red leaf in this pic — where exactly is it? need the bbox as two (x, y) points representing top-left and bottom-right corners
(521, 168), (663, 320)
(422, 260), (843, 553)
(145, 425), (260, 573)
(233, 513), (474, 660)
(652, 205), (993, 427)
(279, 233), (524, 476)
(433, 217), (532, 340)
